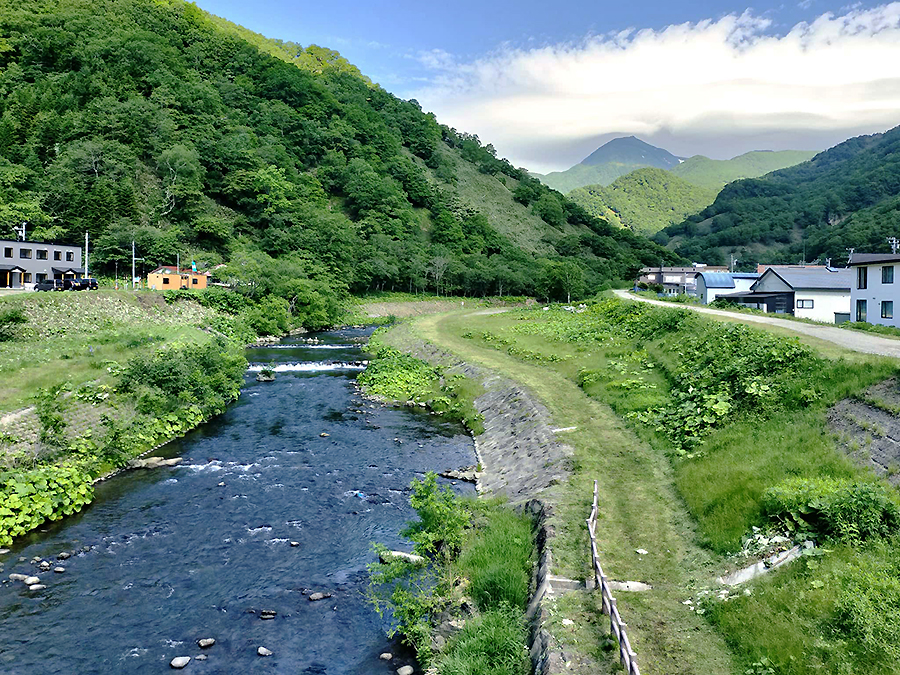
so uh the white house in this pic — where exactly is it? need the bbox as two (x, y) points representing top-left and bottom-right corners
(719, 267), (851, 323)
(695, 272), (760, 304)
(848, 253), (900, 327)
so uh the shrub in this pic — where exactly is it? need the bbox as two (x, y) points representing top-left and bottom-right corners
(763, 477), (900, 542)
(403, 472), (470, 558)
(0, 305), (27, 341)
(0, 462), (94, 546)
(243, 295), (290, 336)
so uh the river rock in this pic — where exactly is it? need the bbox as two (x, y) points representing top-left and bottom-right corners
(0, 549), (9, 555)
(319, 432), (329, 437)
(290, 541), (299, 547)
(39, 561), (51, 571)
(128, 457), (183, 470)
(439, 466), (480, 483)
(198, 638), (215, 648)
(57, 552), (70, 560)
(308, 592), (332, 601)
(170, 656), (191, 669)
(379, 653), (392, 660)
(53, 567), (65, 574)
(256, 373), (275, 382)
(28, 584), (46, 591)
(195, 654), (207, 661)
(397, 666), (414, 675)
(23, 576), (40, 586)
(257, 646), (272, 657)
(260, 609), (276, 619)
(9, 574), (27, 582)
(379, 550), (426, 566)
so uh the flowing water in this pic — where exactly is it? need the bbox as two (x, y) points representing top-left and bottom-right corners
(0, 328), (476, 674)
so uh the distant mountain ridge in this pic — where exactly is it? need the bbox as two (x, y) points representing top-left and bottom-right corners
(657, 126), (900, 265)
(670, 150), (818, 190)
(534, 138), (815, 196)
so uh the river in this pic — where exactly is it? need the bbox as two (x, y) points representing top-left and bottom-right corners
(0, 328), (476, 674)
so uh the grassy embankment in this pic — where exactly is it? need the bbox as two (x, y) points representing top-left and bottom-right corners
(0, 290), (254, 548)
(360, 324), (537, 674)
(400, 300), (900, 675)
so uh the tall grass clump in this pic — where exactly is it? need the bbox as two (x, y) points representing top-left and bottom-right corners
(436, 605), (531, 675)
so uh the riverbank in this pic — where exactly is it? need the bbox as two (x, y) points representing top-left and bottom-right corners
(0, 291), (252, 547)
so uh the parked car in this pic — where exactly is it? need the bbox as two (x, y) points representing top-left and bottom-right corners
(34, 279), (67, 291)
(73, 278), (99, 290)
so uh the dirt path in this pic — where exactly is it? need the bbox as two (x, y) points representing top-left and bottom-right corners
(614, 289), (900, 359)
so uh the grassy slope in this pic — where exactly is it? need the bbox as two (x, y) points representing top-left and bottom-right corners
(568, 168), (719, 236)
(670, 151), (817, 190)
(400, 300), (900, 675)
(534, 162), (655, 193)
(402, 310), (736, 675)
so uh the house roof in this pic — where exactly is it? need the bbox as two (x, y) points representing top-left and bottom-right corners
(639, 266), (728, 274)
(756, 267), (852, 290)
(150, 266), (209, 276)
(698, 272), (761, 288)
(0, 264), (25, 272)
(849, 253), (900, 267)
(52, 266), (83, 274)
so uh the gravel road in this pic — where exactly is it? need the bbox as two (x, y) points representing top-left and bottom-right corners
(613, 289), (900, 359)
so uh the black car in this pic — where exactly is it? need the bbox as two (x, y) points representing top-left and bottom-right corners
(73, 278), (99, 290)
(34, 279), (67, 291)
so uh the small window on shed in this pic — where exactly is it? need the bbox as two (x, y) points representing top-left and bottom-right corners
(797, 299), (814, 309)
(19, 249), (31, 259)
(884, 266), (895, 284)
(191, 278), (198, 285)
(162, 277), (170, 285)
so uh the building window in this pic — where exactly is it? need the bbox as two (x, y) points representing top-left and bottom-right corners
(66, 251), (74, 262)
(19, 248), (31, 259)
(3, 247), (11, 258)
(53, 251), (61, 261)
(162, 277), (170, 285)
(797, 299), (814, 309)
(23, 273), (31, 284)
(882, 301), (894, 320)
(857, 266), (868, 289)
(36, 249), (48, 260)
(191, 278), (198, 285)
(36, 273), (46, 282)
(857, 299), (867, 323)
(883, 266), (895, 284)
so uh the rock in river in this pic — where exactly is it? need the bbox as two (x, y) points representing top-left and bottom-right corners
(257, 646), (272, 657)
(198, 638), (215, 648)
(23, 576), (40, 586)
(128, 457), (183, 470)
(308, 592), (332, 601)
(397, 666), (414, 675)
(170, 656), (191, 669)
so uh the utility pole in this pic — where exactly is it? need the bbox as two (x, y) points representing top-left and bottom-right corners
(847, 247), (855, 265)
(132, 241), (136, 290)
(84, 232), (89, 278)
(730, 254), (739, 273)
(889, 237), (899, 254)
(14, 222), (25, 241)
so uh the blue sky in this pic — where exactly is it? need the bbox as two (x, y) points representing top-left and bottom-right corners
(195, 1), (900, 171)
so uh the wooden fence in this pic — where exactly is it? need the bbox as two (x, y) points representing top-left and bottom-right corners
(586, 479), (641, 675)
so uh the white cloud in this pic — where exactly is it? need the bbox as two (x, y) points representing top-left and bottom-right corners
(411, 4), (900, 172)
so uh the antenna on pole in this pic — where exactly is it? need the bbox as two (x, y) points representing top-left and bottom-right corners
(889, 237), (899, 254)
(730, 254), (739, 273)
(847, 247), (855, 265)
(14, 222), (25, 241)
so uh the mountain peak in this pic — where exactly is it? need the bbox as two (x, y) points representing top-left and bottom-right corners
(580, 137), (681, 169)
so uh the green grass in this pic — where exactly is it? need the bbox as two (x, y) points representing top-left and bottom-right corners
(400, 299), (900, 675)
(436, 606), (531, 675)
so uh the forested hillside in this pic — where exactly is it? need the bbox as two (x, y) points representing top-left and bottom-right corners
(534, 136), (682, 193)
(568, 168), (718, 236)
(657, 127), (900, 265)
(0, 0), (681, 320)
(670, 150), (817, 190)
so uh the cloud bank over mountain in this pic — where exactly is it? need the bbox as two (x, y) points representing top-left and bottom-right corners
(412, 4), (900, 172)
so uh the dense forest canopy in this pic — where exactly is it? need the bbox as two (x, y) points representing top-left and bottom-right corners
(658, 127), (900, 266)
(0, 0), (681, 320)
(568, 168), (718, 236)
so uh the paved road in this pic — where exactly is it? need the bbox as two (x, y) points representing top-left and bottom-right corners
(613, 289), (900, 359)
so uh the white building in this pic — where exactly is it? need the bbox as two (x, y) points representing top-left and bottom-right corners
(695, 272), (760, 304)
(720, 267), (852, 323)
(848, 253), (900, 327)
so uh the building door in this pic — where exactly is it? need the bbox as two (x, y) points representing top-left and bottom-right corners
(856, 299), (867, 323)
